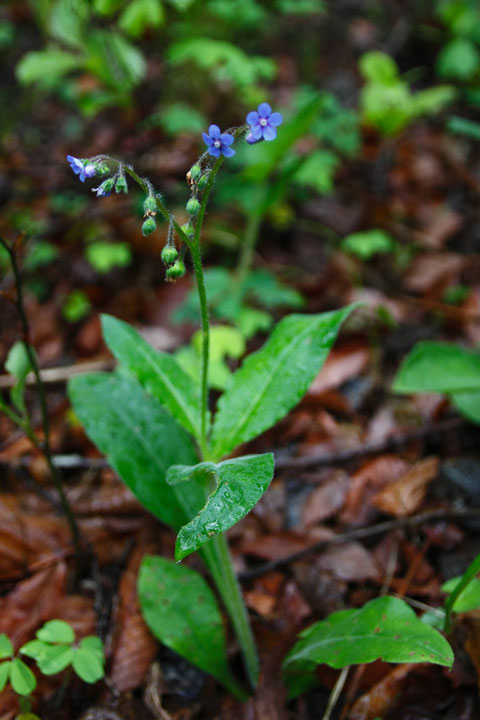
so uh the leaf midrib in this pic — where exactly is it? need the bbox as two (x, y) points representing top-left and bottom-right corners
(212, 318), (322, 457)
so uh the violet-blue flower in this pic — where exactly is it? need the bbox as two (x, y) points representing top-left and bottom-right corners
(91, 184), (111, 198)
(246, 103), (283, 142)
(67, 155), (96, 183)
(202, 125), (235, 158)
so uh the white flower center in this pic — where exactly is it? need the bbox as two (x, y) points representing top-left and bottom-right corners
(260, 118), (268, 126)
(214, 140), (221, 148)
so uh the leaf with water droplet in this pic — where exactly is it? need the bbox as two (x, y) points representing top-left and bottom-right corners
(168, 453), (275, 561)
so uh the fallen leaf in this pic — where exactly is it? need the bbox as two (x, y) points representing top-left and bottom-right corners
(372, 457), (439, 517)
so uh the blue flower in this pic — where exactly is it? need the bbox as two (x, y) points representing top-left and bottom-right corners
(67, 155), (96, 183)
(202, 125), (235, 158)
(246, 103), (283, 142)
(91, 185), (111, 198)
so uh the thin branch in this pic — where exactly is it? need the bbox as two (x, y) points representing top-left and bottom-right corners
(274, 416), (464, 471)
(0, 237), (82, 558)
(238, 507), (480, 581)
(0, 359), (114, 389)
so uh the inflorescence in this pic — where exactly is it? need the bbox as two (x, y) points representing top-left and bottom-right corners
(66, 102), (283, 280)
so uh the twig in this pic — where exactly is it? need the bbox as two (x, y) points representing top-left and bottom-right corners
(0, 237), (82, 560)
(274, 416), (463, 471)
(0, 360), (114, 389)
(238, 507), (480, 581)
(321, 667), (349, 720)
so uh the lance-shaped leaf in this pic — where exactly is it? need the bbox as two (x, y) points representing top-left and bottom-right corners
(138, 555), (245, 699)
(283, 596), (453, 697)
(68, 372), (201, 530)
(393, 341), (480, 394)
(101, 314), (201, 438)
(211, 306), (357, 459)
(168, 453), (275, 561)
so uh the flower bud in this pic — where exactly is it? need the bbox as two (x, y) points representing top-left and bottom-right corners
(181, 222), (194, 238)
(189, 164), (201, 181)
(102, 177), (115, 192)
(96, 163), (110, 176)
(166, 260), (186, 279)
(197, 173), (209, 190)
(161, 245), (179, 266)
(186, 197), (200, 216)
(142, 217), (156, 236)
(115, 175), (128, 194)
(144, 195), (157, 214)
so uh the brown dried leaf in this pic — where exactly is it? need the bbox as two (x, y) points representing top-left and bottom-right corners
(308, 344), (370, 395)
(317, 542), (380, 583)
(372, 457), (438, 517)
(341, 456), (409, 526)
(302, 471), (350, 526)
(109, 542), (158, 692)
(349, 663), (420, 720)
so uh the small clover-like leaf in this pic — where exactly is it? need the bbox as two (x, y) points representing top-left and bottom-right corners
(78, 636), (105, 665)
(37, 619), (75, 644)
(9, 657), (37, 696)
(20, 640), (50, 660)
(71, 646), (105, 683)
(36, 645), (73, 675)
(0, 634), (13, 660)
(0, 661), (11, 692)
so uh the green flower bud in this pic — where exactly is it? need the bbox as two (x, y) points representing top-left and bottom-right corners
(189, 164), (201, 181)
(102, 177), (115, 192)
(166, 260), (186, 279)
(161, 245), (179, 266)
(181, 222), (194, 238)
(144, 195), (157, 214)
(197, 173), (209, 190)
(186, 197), (200, 216)
(96, 163), (110, 176)
(115, 175), (128, 194)
(142, 217), (156, 236)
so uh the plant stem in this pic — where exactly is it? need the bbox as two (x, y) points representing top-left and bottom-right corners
(189, 157), (222, 453)
(0, 237), (81, 557)
(321, 667), (349, 720)
(203, 533), (259, 690)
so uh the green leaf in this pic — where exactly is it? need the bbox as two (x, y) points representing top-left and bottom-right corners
(283, 596), (453, 695)
(169, 453), (275, 560)
(393, 342), (480, 394)
(447, 115), (480, 140)
(68, 372), (200, 529)
(37, 619), (75, 644)
(359, 51), (399, 84)
(16, 48), (83, 85)
(0, 661), (10, 692)
(444, 552), (480, 631)
(293, 150), (340, 195)
(118, 0), (164, 37)
(62, 289), (91, 322)
(5, 341), (33, 412)
(436, 37), (480, 81)
(451, 390), (480, 424)
(442, 576), (480, 613)
(36, 645), (73, 675)
(19, 640), (50, 660)
(71, 646), (104, 683)
(9, 658), (37, 696)
(85, 242), (132, 273)
(101, 314), (201, 438)
(0, 634), (13, 660)
(342, 229), (395, 260)
(78, 636), (104, 664)
(138, 555), (244, 697)
(156, 102), (206, 136)
(211, 306), (356, 459)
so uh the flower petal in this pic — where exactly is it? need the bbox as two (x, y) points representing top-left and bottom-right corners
(208, 124), (221, 139)
(202, 132), (213, 145)
(258, 102), (272, 118)
(251, 124), (263, 140)
(207, 145), (221, 158)
(222, 146), (236, 158)
(220, 133), (234, 145)
(263, 124), (277, 141)
(246, 111), (259, 125)
(268, 112), (283, 126)
(246, 132), (261, 145)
